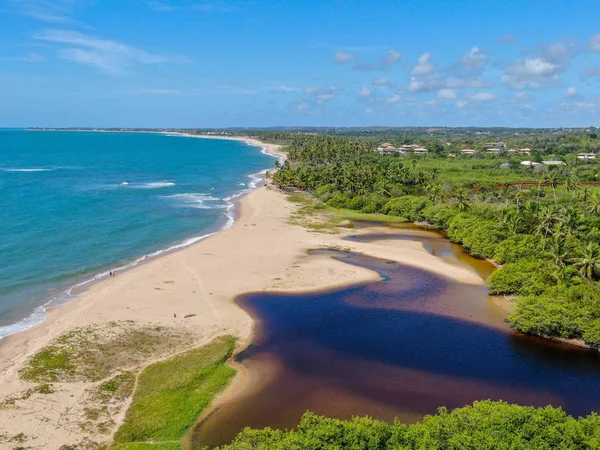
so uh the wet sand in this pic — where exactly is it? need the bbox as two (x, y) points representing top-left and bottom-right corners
(193, 239), (600, 448)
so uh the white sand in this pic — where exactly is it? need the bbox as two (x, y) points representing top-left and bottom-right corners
(0, 139), (484, 449)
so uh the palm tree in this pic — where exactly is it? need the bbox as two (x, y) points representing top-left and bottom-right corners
(548, 235), (570, 269)
(570, 242), (600, 281)
(454, 188), (470, 212)
(587, 194), (600, 216)
(564, 176), (580, 205)
(543, 170), (560, 205)
(501, 209), (524, 235)
(426, 183), (444, 205)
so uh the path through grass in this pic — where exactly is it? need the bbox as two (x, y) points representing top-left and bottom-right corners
(111, 336), (237, 450)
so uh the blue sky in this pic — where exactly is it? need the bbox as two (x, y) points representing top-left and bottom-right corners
(2, 0), (600, 128)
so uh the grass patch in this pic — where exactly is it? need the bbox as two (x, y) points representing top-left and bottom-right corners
(1, 383), (55, 408)
(111, 443), (182, 450)
(20, 322), (190, 383)
(112, 336), (236, 448)
(286, 191), (408, 232)
(327, 208), (408, 224)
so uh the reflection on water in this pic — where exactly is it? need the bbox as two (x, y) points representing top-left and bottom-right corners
(192, 229), (600, 448)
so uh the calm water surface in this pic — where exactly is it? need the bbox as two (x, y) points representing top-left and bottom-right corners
(194, 228), (600, 448)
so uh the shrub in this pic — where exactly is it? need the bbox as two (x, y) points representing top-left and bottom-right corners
(509, 284), (600, 345)
(493, 234), (546, 264)
(488, 259), (556, 296)
(421, 204), (459, 228)
(326, 193), (350, 209)
(348, 196), (365, 211)
(361, 194), (387, 213)
(382, 196), (432, 221)
(314, 185), (335, 202)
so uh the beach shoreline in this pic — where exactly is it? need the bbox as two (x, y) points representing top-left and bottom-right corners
(0, 132), (283, 342)
(0, 136), (488, 449)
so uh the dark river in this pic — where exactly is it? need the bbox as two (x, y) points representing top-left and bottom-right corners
(192, 226), (600, 448)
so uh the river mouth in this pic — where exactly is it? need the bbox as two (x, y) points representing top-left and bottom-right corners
(192, 227), (600, 448)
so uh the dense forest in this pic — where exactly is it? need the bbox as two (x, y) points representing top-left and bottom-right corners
(265, 134), (600, 347)
(217, 401), (600, 450)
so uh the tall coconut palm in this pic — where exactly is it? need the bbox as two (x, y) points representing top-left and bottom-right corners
(543, 170), (560, 205)
(570, 242), (600, 281)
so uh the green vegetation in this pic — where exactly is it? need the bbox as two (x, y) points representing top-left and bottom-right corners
(20, 322), (190, 382)
(217, 400), (600, 450)
(112, 336), (237, 450)
(270, 134), (600, 346)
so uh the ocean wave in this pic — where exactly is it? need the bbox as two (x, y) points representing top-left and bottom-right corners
(0, 153), (273, 340)
(128, 181), (176, 189)
(0, 167), (55, 172)
(162, 193), (226, 209)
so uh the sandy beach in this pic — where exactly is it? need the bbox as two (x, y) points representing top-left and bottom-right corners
(0, 138), (485, 450)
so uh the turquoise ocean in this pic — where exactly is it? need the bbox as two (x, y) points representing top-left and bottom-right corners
(0, 130), (277, 338)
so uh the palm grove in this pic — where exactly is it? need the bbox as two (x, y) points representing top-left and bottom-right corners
(266, 134), (600, 347)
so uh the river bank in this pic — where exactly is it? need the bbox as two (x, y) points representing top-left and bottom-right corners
(0, 135), (486, 449)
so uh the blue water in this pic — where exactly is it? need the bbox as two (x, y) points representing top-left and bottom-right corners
(0, 130), (277, 338)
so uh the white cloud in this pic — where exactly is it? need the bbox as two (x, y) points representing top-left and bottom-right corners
(333, 51), (355, 63)
(437, 89), (457, 100)
(269, 84), (300, 93)
(459, 46), (487, 71)
(587, 34), (600, 52)
(382, 49), (402, 66)
(317, 93), (335, 102)
(501, 57), (558, 89)
(445, 76), (489, 89)
(387, 93), (402, 103)
(456, 100), (468, 108)
(359, 86), (372, 97)
(372, 77), (390, 86)
(411, 53), (434, 76)
(34, 29), (186, 75)
(467, 91), (496, 101)
(536, 41), (575, 69)
(516, 91), (531, 100)
(566, 87), (578, 97)
(305, 86), (319, 94)
(6, 0), (79, 23)
(0, 52), (45, 62)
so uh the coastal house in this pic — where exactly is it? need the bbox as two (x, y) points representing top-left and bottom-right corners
(447, 153), (457, 158)
(542, 160), (566, 166)
(520, 160), (540, 167)
(485, 141), (507, 148)
(486, 148), (502, 155)
(377, 143), (397, 154)
(578, 153), (597, 160)
(413, 147), (429, 155)
(519, 148), (532, 154)
(461, 149), (477, 155)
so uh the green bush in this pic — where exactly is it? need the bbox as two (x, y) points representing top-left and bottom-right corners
(348, 196), (365, 211)
(361, 193), (387, 213)
(217, 401), (600, 450)
(382, 196), (432, 221)
(461, 220), (508, 258)
(421, 204), (459, 228)
(488, 259), (556, 296)
(326, 193), (350, 209)
(314, 184), (335, 202)
(509, 284), (600, 345)
(493, 234), (547, 264)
